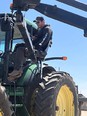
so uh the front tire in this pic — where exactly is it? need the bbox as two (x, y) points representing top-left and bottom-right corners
(0, 85), (12, 116)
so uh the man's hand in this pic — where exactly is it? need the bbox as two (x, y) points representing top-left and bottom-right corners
(32, 36), (36, 40)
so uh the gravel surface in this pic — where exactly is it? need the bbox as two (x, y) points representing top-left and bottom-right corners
(81, 111), (87, 116)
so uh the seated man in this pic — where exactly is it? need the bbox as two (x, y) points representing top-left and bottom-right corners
(8, 16), (53, 81)
(32, 17), (52, 52)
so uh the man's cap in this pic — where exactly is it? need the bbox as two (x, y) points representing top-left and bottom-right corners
(33, 16), (44, 22)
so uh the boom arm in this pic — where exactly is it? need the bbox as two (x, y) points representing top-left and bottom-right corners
(57, 0), (87, 12)
(35, 3), (87, 37)
(12, 0), (40, 11)
(12, 0), (87, 36)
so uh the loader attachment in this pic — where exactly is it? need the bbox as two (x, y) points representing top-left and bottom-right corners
(12, 0), (40, 11)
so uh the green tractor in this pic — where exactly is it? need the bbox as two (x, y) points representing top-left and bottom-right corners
(0, 0), (87, 116)
(0, 13), (78, 116)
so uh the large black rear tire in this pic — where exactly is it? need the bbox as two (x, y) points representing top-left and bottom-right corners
(35, 71), (78, 116)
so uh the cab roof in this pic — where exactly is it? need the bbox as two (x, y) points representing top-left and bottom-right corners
(0, 13), (37, 40)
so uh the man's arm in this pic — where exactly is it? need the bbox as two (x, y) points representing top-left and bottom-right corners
(39, 27), (52, 47)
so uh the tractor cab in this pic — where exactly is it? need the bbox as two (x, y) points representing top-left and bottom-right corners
(0, 13), (53, 88)
(0, 14), (38, 84)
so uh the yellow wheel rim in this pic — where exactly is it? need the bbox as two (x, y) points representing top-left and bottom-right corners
(56, 85), (74, 116)
(0, 109), (3, 116)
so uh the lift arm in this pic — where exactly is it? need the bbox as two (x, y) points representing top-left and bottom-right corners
(35, 3), (87, 37)
(16, 22), (36, 61)
(56, 0), (87, 12)
(12, 0), (87, 36)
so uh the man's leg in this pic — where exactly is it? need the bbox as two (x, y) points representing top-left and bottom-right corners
(14, 46), (26, 70)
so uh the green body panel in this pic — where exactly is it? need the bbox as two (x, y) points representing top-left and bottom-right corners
(6, 63), (37, 95)
(6, 86), (24, 96)
(17, 63), (37, 86)
(6, 86), (29, 116)
(5, 64), (38, 116)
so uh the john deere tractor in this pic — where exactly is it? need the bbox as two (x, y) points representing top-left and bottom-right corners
(0, 0), (87, 116)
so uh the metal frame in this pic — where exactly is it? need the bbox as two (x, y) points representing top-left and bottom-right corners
(57, 0), (87, 12)
(35, 3), (87, 36)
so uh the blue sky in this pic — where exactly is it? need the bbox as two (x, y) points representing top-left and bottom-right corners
(0, 0), (87, 97)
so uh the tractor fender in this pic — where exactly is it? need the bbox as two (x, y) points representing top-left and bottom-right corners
(17, 64), (38, 86)
(42, 64), (56, 76)
(23, 65), (56, 86)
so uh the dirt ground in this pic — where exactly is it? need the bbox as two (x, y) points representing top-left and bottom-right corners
(81, 111), (87, 116)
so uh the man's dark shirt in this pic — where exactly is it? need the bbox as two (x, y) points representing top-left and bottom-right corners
(32, 25), (53, 51)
